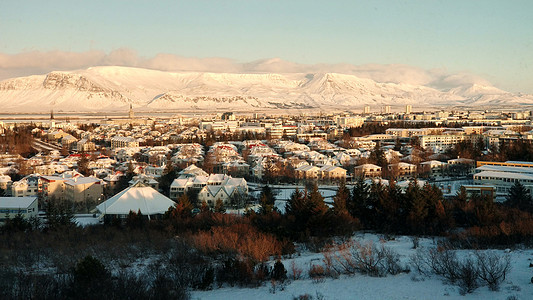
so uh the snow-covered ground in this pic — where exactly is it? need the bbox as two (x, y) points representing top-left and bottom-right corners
(192, 234), (533, 300)
(74, 214), (100, 226)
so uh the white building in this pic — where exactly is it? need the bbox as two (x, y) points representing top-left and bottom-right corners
(473, 169), (533, 200)
(111, 136), (139, 149)
(0, 196), (38, 222)
(97, 183), (176, 220)
(418, 134), (477, 153)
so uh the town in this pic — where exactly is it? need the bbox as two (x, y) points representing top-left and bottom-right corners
(2, 105), (533, 299)
(2, 105), (533, 216)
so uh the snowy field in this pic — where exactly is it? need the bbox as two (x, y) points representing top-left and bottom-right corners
(192, 234), (533, 300)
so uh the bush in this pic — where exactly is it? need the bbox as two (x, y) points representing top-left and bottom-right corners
(189, 223), (286, 262)
(474, 251), (511, 291)
(322, 240), (403, 277)
(290, 261), (303, 280)
(410, 246), (511, 294)
(308, 264), (326, 283)
(272, 259), (287, 282)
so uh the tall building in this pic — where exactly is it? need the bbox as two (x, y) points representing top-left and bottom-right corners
(384, 105), (391, 114)
(405, 105), (412, 114)
(364, 105), (371, 114)
(128, 104), (134, 119)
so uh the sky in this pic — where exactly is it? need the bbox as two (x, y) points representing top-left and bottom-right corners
(0, 0), (532, 93)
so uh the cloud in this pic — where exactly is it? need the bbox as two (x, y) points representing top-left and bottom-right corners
(0, 49), (495, 90)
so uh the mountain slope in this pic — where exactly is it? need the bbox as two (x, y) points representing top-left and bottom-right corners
(0, 66), (531, 112)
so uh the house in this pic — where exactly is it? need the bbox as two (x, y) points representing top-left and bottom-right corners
(447, 158), (475, 176)
(77, 139), (96, 152)
(197, 177), (248, 207)
(60, 134), (78, 149)
(64, 177), (104, 203)
(129, 174), (159, 190)
(178, 164), (208, 178)
(41, 175), (72, 199)
(0, 197), (38, 222)
(96, 182), (176, 221)
(354, 164), (382, 178)
(319, 165), (347, 181)
(111, 136), (139, 149)
(170, 174), (248, 204)
(295, 165), (320, 180)
(11, 175), (41, 197)
(0, 175), (12, 192)
(419, 160), (448, 178)
(387, 162), (417, 180)
(47, 130), (70, 142)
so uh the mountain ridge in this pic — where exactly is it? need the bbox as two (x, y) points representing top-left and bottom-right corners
(0, 66), (531, 112)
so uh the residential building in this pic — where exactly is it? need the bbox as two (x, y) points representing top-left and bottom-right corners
(0, 197), (38, 222)
(64, 177), (104, 203)
(97, 182), (176, 221)
(111, 136), (139, 149)
(295, 165), (320, 180)
(354, 164), (382, 178)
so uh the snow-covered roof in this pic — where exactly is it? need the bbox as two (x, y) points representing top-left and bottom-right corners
(474, 171), (533, 181)
(476, 165), (533, 174)
(420, 160), (447, 167)
(97, 184), (175, 216)
(65, 177), (102, 186)
(0, 197), (37, 209)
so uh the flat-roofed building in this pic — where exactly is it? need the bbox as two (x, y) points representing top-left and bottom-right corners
(473, 169), (533, 200)
(111, 136), (139, 149)
(0, 196), (38, 222)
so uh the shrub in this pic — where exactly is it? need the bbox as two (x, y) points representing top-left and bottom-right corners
(272, 259), (287, 282)
(322, 240), (403, 277)
(189, 223), (285, 262)
(308, 264), (326, 283)
(410, 246), (511, 294)
(290, 261), (303, 280)
(474, 251), (511, 291)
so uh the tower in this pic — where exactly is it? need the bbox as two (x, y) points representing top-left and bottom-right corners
(128, 104), (134, 119)
(384, 105), (391, 114)
(364, 105), (371, 115)
(405, 105), (412, 114)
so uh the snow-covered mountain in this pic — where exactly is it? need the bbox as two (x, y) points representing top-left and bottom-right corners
(0, 66), (531, 112)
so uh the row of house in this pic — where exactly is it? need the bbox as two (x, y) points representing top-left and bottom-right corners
(170, 170), (248, 207)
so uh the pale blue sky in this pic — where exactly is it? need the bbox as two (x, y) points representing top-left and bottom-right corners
(1, 0), (532, 92)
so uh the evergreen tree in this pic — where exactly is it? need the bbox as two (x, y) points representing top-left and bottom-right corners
(367, 180), (386, 229)
(271, 259), (287, 282)
(77, 154), (91, 176)
(46, 198), (76, 229)
(215, 199), (226, 213)
(307, 183), (327, 216)
(285, 188), (305, 218)
(506, 180), (533, 212)
(333, 180), (349, 214)
(405, 179), (427, 234)
(169, 194), (193, 218)
(348, 176), (369, 221)
(381, 180), (404, 232)
(259, 185), (276, 214)
(369, 142), (387, 168)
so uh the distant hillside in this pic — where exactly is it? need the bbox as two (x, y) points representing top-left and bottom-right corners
(1, 66), (531, 112)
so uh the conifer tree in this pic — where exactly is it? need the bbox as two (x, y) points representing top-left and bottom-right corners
(333, 180), (349, 214)
(215, 199), (226, 213)
(285, 188), (306, 219)
(405, 179), (427, 234)
(259, 185), (276, 214)
(307, 183), (327, 216)
(348, 176), (369, 221)
(506, 180), (533, 212)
